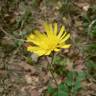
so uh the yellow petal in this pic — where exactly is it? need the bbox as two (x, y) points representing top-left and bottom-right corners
(27, 32), (42, 46)
(27, 34), (35, 42)
(54, 48), (60, 52)
(60, 34), (70, 43)
(35, 50), (47, 56)
(60, 31), (67, 40)
(27, 46), (47, 56)
(34, 30), (47, 41)
(27, 46), (38, 52)
(45, 50), (51, 55)
(54, 23), (58, 35)
(34, 30), (43, 38)
(57, 26), (65, 38)
(44, 23), (50, 36)
(60, 44), (71, 48)
(49, 23), (53, 33)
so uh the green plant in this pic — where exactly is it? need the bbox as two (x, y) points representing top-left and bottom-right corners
(82, 5), (96, 38)
(48, 71), (86, 96)
(53, 55), (70, 76)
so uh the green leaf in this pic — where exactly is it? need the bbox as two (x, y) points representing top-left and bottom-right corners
(53, 56), (61, 64)
(77, 72), (86, 81)
(65, 79), (73, 86)
(86, 60), (96, 69)
(58, 91), (68, 96)
(53, 91), (68, 96)
(72, 81), (81, 92)
(58, 83), (68, 92)
(48, 86), (56, 94)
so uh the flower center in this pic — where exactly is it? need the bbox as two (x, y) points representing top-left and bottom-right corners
(47, 38), (58, 50)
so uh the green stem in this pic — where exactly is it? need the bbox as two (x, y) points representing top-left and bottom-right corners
(46, 54), (58, 87)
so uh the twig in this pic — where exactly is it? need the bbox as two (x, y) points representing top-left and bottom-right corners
(88, 19), (96, 35)
(0, 26), (26, 42)
(0, 26), (14, 39)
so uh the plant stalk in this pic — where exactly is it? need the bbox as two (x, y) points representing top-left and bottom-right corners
(46, 54), (58, 87)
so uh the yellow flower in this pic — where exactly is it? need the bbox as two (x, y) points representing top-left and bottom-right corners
(26, 22), (71, 56)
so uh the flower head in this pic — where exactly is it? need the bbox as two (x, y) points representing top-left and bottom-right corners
(26, 22), (71, 56)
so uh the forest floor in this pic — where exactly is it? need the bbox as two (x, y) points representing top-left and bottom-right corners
(0, 0), (96, 96)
